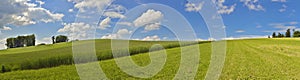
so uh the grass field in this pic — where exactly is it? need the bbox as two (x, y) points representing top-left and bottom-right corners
(1, 39), (300, 79)
(0, 39), (200, 72)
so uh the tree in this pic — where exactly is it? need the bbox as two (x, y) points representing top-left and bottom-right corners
(52, 36), (55, 44)
(5, 38), (15, 48)
(55, 35), (68, 43)
(5, 34), (36, 48)
(25, 34), (35, 46)
(293, 31), (300, 37)
(278, 33), (284, 38)
(272, 32), (276, 38)
(285, 29), (291, 37)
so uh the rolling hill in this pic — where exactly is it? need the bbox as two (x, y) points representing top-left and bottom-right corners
(1, 39), (300, 79)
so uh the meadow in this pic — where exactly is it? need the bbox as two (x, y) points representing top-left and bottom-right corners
(1, 39), (300, 79)
(0, 39), (203, 73)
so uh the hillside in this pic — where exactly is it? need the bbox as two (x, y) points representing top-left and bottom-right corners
(0, 39), (197, 72)
(1, 39), (300, 79)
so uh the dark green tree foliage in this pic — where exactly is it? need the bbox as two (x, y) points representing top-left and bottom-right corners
(55, 35), (68, 43)
(272, 32), (276, 38)
(26, 35), (35, 46)
(52, 36), (55, 44)
(294, 31), (300, 37)
(285, 29), (291, 37)
(6, 38), (15, 48)
(278, 33), (284, 38)
(5, 34), (36, 48)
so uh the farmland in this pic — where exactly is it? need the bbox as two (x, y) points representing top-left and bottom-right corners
(0, 39), (201, 72)
(1, 39), (300, 79)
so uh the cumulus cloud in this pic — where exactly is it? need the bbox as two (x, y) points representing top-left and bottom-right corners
(134, 9), (163, 27)
(72, 0), (113, 12)
(103, 12), (125, 19)
(0, 38), (7, 49)
(240, 0), (264, 11)
(214, 0), (237, 14)
(142, 35), (161, 41)
(144, 23), (160, 31)
(36, 37), (52, 44)
(58, 22), (94, 40)
(0, 0), (64, 28)
(103, 4), (127, 19)
(185, 2), (204, 12)
(133, 9), (163, 31)
(98, 17), (111, 30)
(101, 29), (132, 39)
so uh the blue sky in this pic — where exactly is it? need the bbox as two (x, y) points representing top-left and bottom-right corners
(0, 0), (299, 49)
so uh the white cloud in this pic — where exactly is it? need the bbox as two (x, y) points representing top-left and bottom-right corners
(144, 23), (160, 31)
(73, 0), (113, 12)
(240, 0), (265, 11)
(214, 0), (237, 14)
(0, 0), (64, 28)
(116, 22), (133, 26)
(103, 11), (125, 19)
(98, 17), (111, 30)
(58, 22), (94, 40)
(264, 22), (298, 32)
(271, 0), (287, 2)
(0, 38), (6, 50)
(133, 9), (163, 27)
(279, 4), (287, 12)
(105, 4), (127, 13)
(101, 29), (132, 39)
(36, 37), (52, 44)
(235, 30), (245, 33)
(223, 35), (268, 40)
(2, 26), (12, 31)
(185, 2), (204, 12)
(101, 34), (117, 39)
(68, 9), (74, 12)
(117, 29), (131, 35)
(142, 35), (161, 41)
(26, 7), (64, 23)
(133, 9), (164, 31)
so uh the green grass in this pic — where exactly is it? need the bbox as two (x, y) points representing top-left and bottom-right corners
(1, 39), (300, 79)
(0, 39), (202, 72)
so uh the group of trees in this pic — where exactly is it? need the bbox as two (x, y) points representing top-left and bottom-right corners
(5, 34), (69, 48)
(5, 34), (36, 48)
(52, 35), (69, 44)
(271, 29), (300, 38)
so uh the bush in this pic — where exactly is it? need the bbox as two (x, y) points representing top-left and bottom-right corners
(37, 43), (46, 46)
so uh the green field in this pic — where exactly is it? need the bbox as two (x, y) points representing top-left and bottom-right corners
(1, 39), (300, 79)
(0, 39), (200, 72)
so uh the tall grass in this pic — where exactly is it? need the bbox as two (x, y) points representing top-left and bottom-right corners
(0, 41), (209, 73)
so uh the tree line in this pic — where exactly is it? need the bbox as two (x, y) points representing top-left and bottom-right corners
(271, 29), (300, 38)
(52, 35), (69, 44)
(6, 35), (68, 49)
(5, 34), (36, 48)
